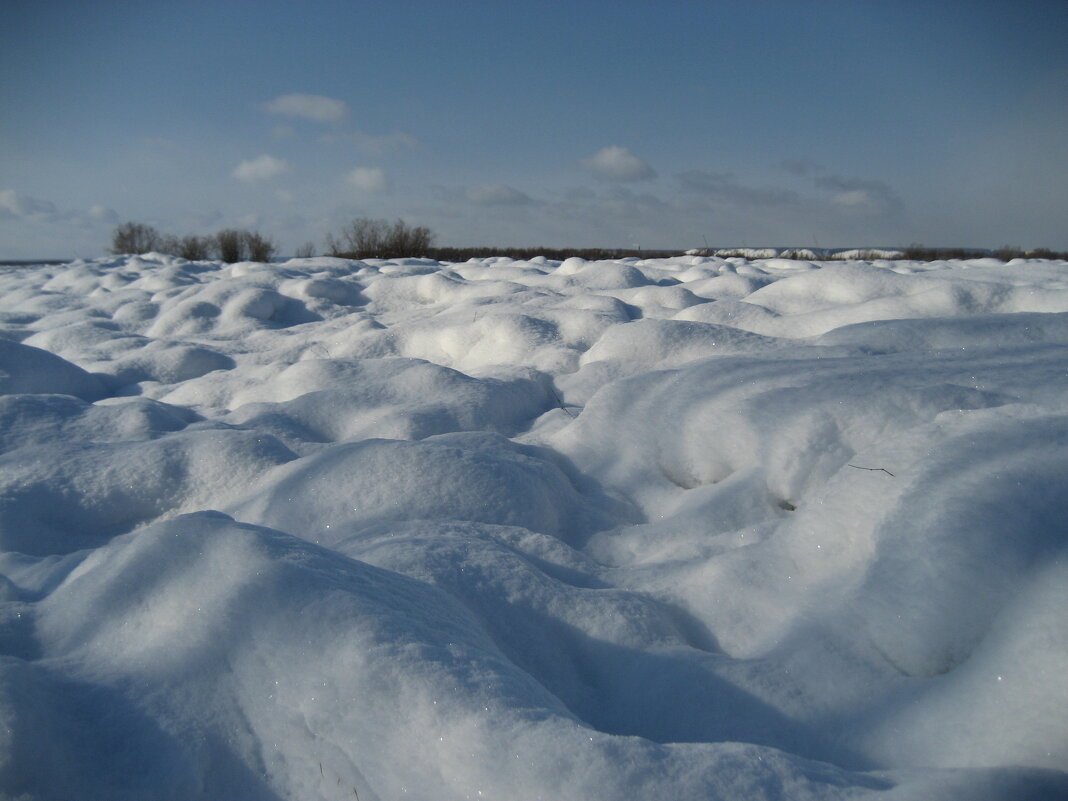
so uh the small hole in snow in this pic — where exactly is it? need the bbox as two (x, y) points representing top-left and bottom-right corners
(777, 500), (796, 512)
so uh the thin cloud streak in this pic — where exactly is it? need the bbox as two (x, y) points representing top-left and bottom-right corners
(347, 167), (390, 193)
(0, 189), (59, 221)
(465, 185), (535, 206)
(263, 93), (348, 123)
(232, 155), (289, 183)
(675, 171), (800, 207)
(582, 146), (657, 182)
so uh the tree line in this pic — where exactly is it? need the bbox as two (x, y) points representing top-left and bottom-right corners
(109, 218), (669, 262)
(110, 217), (437, 262)
(110, 222), (278, 262)
(111, 220), (1068, 263)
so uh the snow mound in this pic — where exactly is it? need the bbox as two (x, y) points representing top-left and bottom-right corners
(581, 318), (780, 368)
(0, 427), (294, 556)
(221, 358), (551, 446)
(18, 511), (931, 801)
(227, 432), (620, 545)
(0, 339), (106, 399)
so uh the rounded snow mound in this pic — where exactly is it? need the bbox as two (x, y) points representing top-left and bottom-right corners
(581, 318), (780, 368)
(228, 432), (620, 545)
(23, 511), (963, 801)
(223, 358), (551, 445)
(0, 339), (106, 400)
(0, 428), (295, 556)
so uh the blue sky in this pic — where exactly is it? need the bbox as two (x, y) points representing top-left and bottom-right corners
(2, 0), (1067, 258)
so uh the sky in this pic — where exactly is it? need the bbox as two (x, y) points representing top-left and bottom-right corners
(2, 0), (1067, 259)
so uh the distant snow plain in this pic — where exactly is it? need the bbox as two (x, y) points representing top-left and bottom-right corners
(1, 251), (1066, 800)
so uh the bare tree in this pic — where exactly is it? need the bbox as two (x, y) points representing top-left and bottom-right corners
(243, 231), (277, 262)
(326, 217), (435, 258)
(111, 222), (278, 262)
(157, 234), (181, 256)
(210, 228), (277, 262)
(110, 222), (162, 254)
(177, 235), (213, 260)
(398, 222), (434, 256)
(347, 218), (389, 257)
(325, 232), (343, 257)
(214, 229), (244, 262)
(387, 218), (434, 256)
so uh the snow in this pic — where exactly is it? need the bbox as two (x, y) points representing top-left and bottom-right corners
(1, 252), (1067, 800)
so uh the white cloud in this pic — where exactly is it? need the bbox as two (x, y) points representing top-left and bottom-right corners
(833, 189), (878, 208)
(465, 184), (534, 206)
(347, 167), (389, 193)
(779, 161), (904, 217)
(0, 189), (58, 221)
(88, 204), (119, 223)
(815, 173), (903, 216)
(581, 146), (657, 182)
(233, 155), (289, 183)
(676, 171), (797, 207)
(318, 130), (420, 155)
(264, 93), (348, 123)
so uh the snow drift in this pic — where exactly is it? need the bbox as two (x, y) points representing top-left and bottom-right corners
(1, 252), (1066, 800)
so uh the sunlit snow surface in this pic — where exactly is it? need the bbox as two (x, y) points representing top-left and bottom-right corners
(2, 253), (1067, 800)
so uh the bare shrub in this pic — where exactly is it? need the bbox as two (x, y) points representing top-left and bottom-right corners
(294, 242), (316, 258)
(329, 218), (388, 257)
(327, 218), (435, 258)
(178, 235), (213, 260)
(214, 229), (244, 263)
(388, 219), (434, 256)
(209, 229), (277, 263)
(243, 231), (277, 262)
(157, 234), (181, 256)
(110, 222), (162, 254)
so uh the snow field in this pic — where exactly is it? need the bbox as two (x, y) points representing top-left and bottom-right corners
(1, 253), (1067, 800)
